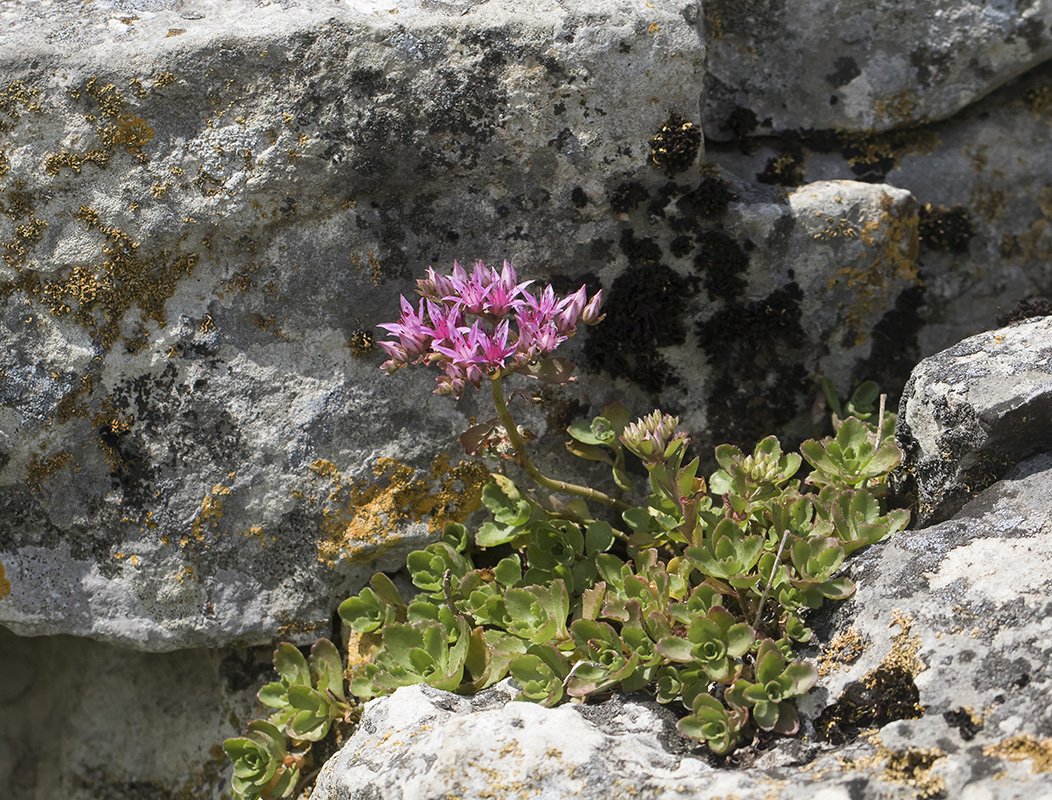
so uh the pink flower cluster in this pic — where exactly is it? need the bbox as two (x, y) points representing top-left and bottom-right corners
(378, 260), (603, 397)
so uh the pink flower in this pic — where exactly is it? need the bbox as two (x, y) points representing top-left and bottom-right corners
(376, 296), (433, 359)
(378, 260), (603, 398)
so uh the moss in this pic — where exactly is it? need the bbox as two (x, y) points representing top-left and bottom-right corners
(918, 203), (974, 253)
(609, 181), (649, 214)
(995, 297), (1052, 327)
(693, 229), (749, 300)
(583, 263), (693, 393)
(648, 112), (702, 176)
(817, 611), (925, 744)
(696, 284), (809, 449)
(757, 143), (807, 187)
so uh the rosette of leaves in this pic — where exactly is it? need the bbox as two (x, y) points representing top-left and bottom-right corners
(352, 617), (471, 698)
(801, 417), (902, 491)
(656, 605), (754, 682)
(257, 640), (350, 741)
(677, 693), (749, 755)
(223, 720), (300, 800)
(565, 400), (636, 493)
(728, 639), (818, 734)
(710, 436), (802, 518)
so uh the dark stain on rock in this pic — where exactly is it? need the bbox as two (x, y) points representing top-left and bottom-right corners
(816, 665), (923, 745)
(696, 284), (809, 448)
(918, 203), (974, 253)
(570, 186), (588, 208)
(583, 264), (694, 393)
(943, 708), (982, 741)
(609, 181), (650, 214)
(757, 141), (807, 186)
(851, 284), (924, 401)
(825, 56), (861, 88)
(693, 230), (748, 300)
(649, 112), (702, 176)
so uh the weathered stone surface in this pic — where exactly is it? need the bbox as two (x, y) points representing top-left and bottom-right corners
(312, 452), (1052, 800)
(0, 626), (268, 800)
(710, 54), (1052, 360)
(896, 316), (1052, 525)
(0, 0), (925, 651)
(702, 0), (1052, 136)
(0, 0), (711, 650)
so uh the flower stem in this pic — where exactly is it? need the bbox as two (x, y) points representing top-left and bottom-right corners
(490, 374), (630, 514)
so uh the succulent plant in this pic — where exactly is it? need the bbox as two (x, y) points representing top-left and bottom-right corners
(223, 720), (300, 800)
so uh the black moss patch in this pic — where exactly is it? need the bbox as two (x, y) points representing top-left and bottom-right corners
(583, 264), (695, 393)
(609, 181), (650, 214)
(649, 112), (702, 176)
(918, 203), (974, 253)
(816, 665), (924, 745)
(693, 230), (749, 300)
(570, 186), (589, 208)
(943, 708), (982, 741)
(619, 229), (663, 266)
(674, 175), (735, 222)
(696, 284), (809, 448)
(757, 142), (807, 187)
(995, 297), (1052, 327)
(669, 235), (694, 258)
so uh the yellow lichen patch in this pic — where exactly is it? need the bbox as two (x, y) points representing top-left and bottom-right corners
(845, 739), (945, 798)
(873, 90), (920, 126)
(188, 484), (233, 544)
(817, 627), (867, 676)
(885, 609), (924, 676)
(0, 151), (8, 178)
(350, 251), (383, 286)
(828, 192), (920, 345)
(25, 451), (73, 492)
(0, 80), (42, 132)
(36, 206), (199, 349)
(0, 559), (10, 600)
(984, 734), (1052, 774)
(309, 459), (343, 483)
(316, 455), (489, 565)
(838, 128), (940, 172)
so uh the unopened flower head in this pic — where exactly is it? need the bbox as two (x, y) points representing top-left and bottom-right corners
(620, 410), (682, 462)
(378, 261), (603, 397)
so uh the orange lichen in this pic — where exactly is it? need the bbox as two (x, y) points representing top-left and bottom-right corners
(188, 484), (233, 545)
(25, 451), (73, 492)
(316, 455), (489, 565)
(0, 559), (10, 600)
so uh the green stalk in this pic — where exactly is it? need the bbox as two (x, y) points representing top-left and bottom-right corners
(490, 373), (630, 514)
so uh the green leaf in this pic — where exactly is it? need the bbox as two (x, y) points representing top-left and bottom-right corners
(273, 643), (310, 687)
(655, 635), (695, 663)
(585, 521), (615, 556)
(494, 555), (522, 588)
(309, 638), (344, 699)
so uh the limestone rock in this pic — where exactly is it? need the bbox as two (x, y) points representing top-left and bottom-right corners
(0, 626), (268, 800)
(710, 55), (1052, 362)
(0, 0), (709, 650)
(311, 452), (1052, 800)
(702, 0), (1052, 136)
(0, 0), (923, 651)
(896, 315), (1052, 525)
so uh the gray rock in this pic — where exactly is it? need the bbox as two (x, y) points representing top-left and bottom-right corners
(0, 625), (267, 800)
(897, 316), (1052, 526)
(702, 0), (1052, 136)
(311, 452), (1052, 800)
(0, 0), (924, 652)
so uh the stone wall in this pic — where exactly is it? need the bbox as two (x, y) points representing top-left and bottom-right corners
(1, 1), (1051, 798)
